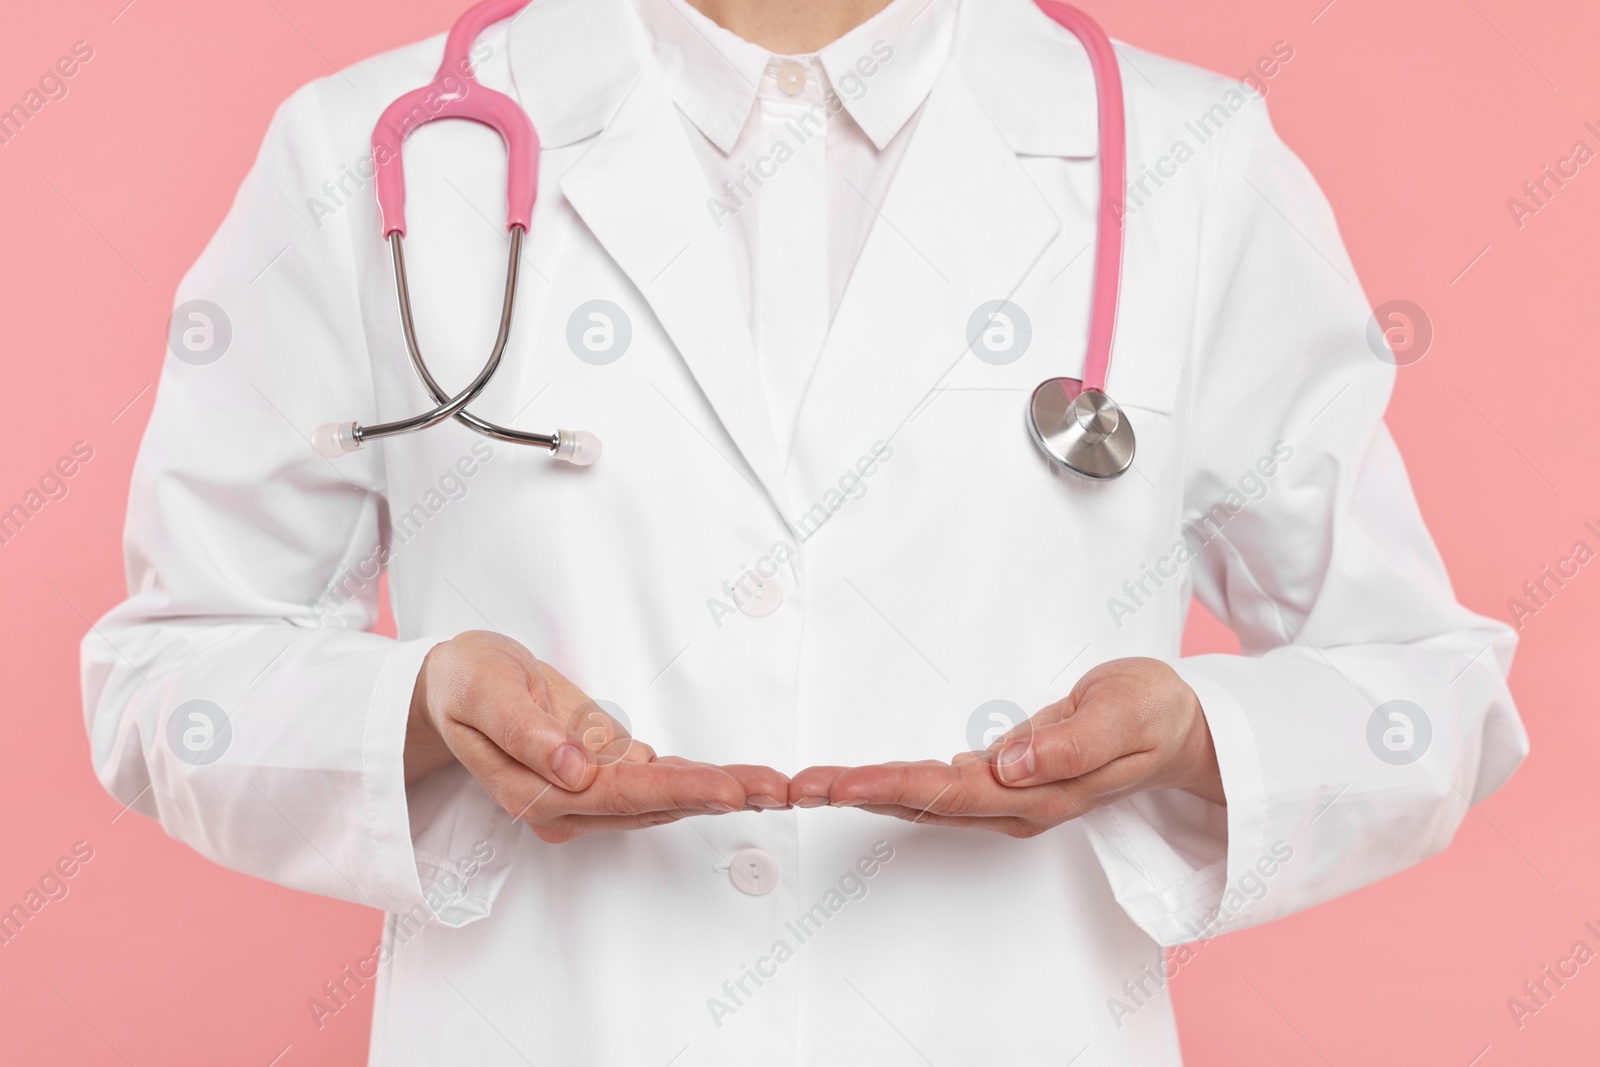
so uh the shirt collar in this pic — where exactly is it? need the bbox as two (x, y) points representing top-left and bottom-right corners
(633, 0), (958, 153)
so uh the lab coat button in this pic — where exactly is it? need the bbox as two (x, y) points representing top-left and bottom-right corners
(739, 570), (783, 618)
(776, 62), (807, 95)
(729, 848), (780, 896)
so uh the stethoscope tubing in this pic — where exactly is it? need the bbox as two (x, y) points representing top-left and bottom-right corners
(1038, 1), (1124, 397)
(353, 227), (544, 446)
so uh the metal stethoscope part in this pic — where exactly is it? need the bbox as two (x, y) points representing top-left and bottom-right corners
(1027, 378), (1136, 479)
(312, 227), (598, 465)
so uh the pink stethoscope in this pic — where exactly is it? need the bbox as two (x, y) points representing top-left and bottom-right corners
(315, 0), (1134, 480)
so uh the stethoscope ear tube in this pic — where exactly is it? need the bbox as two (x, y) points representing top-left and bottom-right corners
(312, 226), (600, 465)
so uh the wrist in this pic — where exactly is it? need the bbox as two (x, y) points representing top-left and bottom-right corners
(404, 641), (455, 784)
(1176, 683), (1227, 806)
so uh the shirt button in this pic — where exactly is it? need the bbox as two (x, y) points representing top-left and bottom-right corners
(776, 62), (807, 96)
(729, 848), (780, 896)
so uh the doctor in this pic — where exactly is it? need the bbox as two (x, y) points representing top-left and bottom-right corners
(83, 0), (1527, 1062)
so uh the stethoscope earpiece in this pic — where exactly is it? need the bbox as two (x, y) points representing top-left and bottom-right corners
(1027, 378), (1136, 480)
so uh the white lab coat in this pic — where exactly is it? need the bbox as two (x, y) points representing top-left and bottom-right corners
(82, 0), (1527, 1063)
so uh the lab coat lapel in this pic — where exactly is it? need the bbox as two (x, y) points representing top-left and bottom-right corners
(560, 68), (793, 518)
(788, 66), (1066, 494)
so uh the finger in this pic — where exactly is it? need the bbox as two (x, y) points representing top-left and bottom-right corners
(561, 759), (749, 818)
(990, 694), (1075, 750)
(564, 699), (650, 766)
(856, 778), (1120, 827)
(789, 765), (849, 807)
(591, 732), (654, 765)
(854, 804), (1039, 836)
(650, 756), (789, 807)
(448, 715), (745, 830)
(531, 809), (702, 843)
(990, 701), (1142, 787)
(830, 759), (1112, 822)
(446, 722), (570, 824)
(719, 764), (793, 810)
(828, 760), (999, 816)
(450, 672), (597, 792)
(535, 661), (653, 770)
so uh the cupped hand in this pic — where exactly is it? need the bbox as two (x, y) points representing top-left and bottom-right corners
(407, 631), (791, 843)
(788, 658), (1224, 836)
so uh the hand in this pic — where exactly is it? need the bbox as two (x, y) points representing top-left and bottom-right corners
(406, 631), (791, 842)
(789, 658), (1224, 836)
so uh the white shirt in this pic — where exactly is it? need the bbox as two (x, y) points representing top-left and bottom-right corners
(637, 0), (957, 455)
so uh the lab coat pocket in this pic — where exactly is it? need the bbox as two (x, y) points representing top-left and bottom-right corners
(940, 322), (1184, 418)
(1104, 338), (1184, 417)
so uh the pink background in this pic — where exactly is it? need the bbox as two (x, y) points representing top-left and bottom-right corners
(2, 0), (1596, 1063)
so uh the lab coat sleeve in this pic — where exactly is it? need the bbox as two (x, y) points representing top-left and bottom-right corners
(80, 80), (514, 927)
(1081, 91), (1528, 946)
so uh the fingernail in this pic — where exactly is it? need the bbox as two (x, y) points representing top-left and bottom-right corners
(996, 742), (1035, 783)
(747, 794), (785, 809)
(552, 744), (588, 789)
(831, 797), (868, 808)
(794, 795), (829, 808)
(705, 802), (738, 814)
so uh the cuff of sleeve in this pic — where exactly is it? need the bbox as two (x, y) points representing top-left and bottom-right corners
(357, 634), (515, 928)
(1081, 659), (1269, 946)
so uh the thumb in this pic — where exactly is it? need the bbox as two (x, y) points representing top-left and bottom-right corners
(460, 668), (598, 792)
(990, 700), (1125, 788)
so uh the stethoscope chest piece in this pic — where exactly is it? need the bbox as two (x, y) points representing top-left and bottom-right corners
(1027, 377), (1136, 479)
